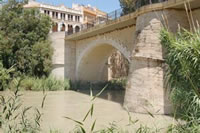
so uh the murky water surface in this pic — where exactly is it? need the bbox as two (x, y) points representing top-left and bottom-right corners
(0, 90), (173, 133)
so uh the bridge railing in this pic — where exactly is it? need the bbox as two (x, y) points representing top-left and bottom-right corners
(65, 0), (169, 36)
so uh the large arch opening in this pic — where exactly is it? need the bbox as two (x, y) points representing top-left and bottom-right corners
(77, 43), (130, 82)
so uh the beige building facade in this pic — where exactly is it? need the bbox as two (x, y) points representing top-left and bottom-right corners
(24, 1), (107, 33)
(24, 0), (83, 33)
(72, 4), (107, 27)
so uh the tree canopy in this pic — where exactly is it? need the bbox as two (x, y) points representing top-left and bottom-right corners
(119, 0), (166, 14)
(119, 0), (135, 15)
(0, 0), (53, 77)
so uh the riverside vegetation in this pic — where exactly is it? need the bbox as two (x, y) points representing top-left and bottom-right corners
(160, 27), (200, 132)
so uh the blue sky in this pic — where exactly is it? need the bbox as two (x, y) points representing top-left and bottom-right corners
(36, 0), (120, 13)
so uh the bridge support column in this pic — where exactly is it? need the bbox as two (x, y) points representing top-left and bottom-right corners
(124, 11), (172, 115)
(64, 40), (76, 81)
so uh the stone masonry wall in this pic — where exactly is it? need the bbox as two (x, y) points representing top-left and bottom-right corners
(64, 41), (76, 81)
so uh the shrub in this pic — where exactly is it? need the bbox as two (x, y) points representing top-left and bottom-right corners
(17, 76), (71, 91)
(0, 62), (14, 91)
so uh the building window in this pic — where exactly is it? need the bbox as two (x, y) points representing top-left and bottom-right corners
(68, 14), (73, 21)
(52, 11), (55, 18)
(75, 16), (77, 21)
(68, 14), (70, 20)
(63, 14), (66, 20)
(75, 16), (80, 22)
(56, 12), (58, 19)
(71, 15), (73, 21)
(60, 13), (66, 20)
(61, 13), (63, 19)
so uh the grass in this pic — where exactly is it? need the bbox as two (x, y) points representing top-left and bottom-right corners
(2, 75), (127, 92)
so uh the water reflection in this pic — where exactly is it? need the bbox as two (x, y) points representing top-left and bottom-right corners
(75, 89), (125, 105)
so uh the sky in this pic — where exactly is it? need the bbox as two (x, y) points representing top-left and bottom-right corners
(36, 0), (121, 13)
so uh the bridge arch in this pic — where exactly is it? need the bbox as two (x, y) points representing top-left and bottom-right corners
(76, 38), (131, 81)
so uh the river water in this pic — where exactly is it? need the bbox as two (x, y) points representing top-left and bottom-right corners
(0, 90), (173, 133)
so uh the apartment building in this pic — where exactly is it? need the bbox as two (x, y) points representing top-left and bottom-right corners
(24, 1), (107, 33)
(72, 4), (107, 28)
(24, 0), (83, 33)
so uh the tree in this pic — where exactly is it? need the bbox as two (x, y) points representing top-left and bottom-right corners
(0, 0), (53, 77)
(120, 0), (164, 14)
(119, 0), (135, 15)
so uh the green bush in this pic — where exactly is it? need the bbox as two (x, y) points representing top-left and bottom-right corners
(13, 76), (71, 91)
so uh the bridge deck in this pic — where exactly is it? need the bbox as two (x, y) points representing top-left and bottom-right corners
(65, 0), (200, 41)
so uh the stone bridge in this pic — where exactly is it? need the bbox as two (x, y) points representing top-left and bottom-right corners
(62, 0), (200, 114)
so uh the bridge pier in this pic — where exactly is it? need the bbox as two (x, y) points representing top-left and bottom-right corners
(64, 40), (76, 81)
(124, 10), (189, 114)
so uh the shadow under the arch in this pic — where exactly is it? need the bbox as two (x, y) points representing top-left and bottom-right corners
(70, 81), (126, 105)
(76, 89), (126, 105)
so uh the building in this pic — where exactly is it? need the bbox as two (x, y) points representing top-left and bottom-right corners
(24, 1), (107, 33)
(72, 4), (107, 29)
(24, 0), (83, 33)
